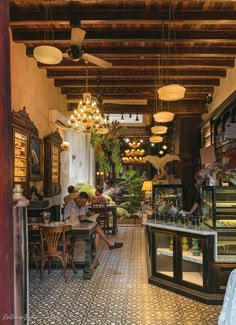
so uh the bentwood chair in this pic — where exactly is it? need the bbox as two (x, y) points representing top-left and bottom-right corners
(39, 224), (76, 282)
(92, 204), (110, 233)
(28, 216), (44, 273)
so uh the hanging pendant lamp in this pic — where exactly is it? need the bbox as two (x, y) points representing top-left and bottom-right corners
(158, 84), (186, 101)
(34, 45), (62, 65)
(151, 125), (168, 135)
(153, 111), (175, 123)
(149, 135), (163, 143)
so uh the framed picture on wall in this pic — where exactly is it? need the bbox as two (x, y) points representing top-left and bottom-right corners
(30, 136), (43, 180)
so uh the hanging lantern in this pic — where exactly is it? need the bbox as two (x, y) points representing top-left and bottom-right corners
(151, 125), (168, 135)
(158, 84), (186, 101)
(153, 111), (175, 123)
(149, 135), (163, 143)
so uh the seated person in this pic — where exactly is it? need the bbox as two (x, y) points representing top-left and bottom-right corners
(64, 192), (123, 250)
(64, 185), (78, 205)
(90, 188), (108, 205)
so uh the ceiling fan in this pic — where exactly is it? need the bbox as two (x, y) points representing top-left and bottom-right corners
(63, 23), (112, 69)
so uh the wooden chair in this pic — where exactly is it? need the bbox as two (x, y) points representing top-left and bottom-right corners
(92, 204), (110, 233)
(39, 224), (76, 282)
(28, 216), (44, 273)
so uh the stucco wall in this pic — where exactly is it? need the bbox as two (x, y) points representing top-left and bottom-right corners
(208, 61), (236, 114)
(10, 35), (95, 203)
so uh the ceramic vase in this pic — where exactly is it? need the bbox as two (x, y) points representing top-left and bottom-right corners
(182, 236), (189, 251)
(191, 239), (200, 256)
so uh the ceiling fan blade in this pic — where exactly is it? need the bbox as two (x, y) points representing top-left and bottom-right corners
(71, 27), (86, 47)
(82, 53), (112, 69)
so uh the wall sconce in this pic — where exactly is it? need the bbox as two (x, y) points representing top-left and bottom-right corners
(61, 141), (70, 151)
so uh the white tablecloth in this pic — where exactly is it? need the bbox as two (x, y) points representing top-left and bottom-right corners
(218, 269), (236, 325)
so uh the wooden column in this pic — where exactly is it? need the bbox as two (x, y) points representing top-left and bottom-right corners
(0, 0), (14, 322)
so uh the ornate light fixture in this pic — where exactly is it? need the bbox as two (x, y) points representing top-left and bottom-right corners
(128, 139), (141, 148)
(122, 156), (145, 164)
(122, 138), (145, 164)
(149, 135), (163, 143)
(33, 1), (62, 65)
(125, 149), (145, 157)
(68, 64), (109, 134)
(151, 125), (167, 135)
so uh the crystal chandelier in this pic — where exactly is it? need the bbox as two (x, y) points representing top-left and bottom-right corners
(68, 65), (109, 134)
(122, 156), (145, 164)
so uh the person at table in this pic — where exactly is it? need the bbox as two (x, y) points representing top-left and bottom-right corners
(64, 192), (123, 250)
(90, 188), (108, 205)
(64, 185), (78, 205)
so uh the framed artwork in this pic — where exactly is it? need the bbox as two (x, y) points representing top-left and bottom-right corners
(30, 136), (43, 180)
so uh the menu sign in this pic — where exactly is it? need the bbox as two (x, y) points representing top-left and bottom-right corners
(225, 123), (236, 139)
(200, 145), (216, 165)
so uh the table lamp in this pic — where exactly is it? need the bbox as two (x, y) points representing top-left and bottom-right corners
(142, 180), (152, 201)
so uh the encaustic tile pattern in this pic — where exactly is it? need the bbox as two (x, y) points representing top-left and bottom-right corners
(29, 227), (221, 325)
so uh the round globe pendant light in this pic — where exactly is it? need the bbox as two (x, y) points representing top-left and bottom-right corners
(153, 111), (175, 123)
(158, 84), (186, 101)
(149, 135), (163, 143)
(151, 125), (168, 135)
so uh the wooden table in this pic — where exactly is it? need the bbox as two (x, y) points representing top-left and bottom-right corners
(70, 222), (99, 279)
(88, 204), (118, 235)
(29, 222), (99, 280)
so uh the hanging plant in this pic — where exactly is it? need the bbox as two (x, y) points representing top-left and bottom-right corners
(91, 121), (125, 175)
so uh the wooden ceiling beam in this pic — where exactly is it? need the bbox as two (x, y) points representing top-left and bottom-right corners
(10, 6), (236, 22)
(61, 86), (214, 95)
(46, 68), (226, 78)
(55, 79), (220, 87)
(12, 29), (236, 42)
(26, 46), (236, 57)
(67, 101), (206, 115)
(66, 93), (208, 100)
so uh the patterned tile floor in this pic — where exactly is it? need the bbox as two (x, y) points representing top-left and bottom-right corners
(29, 226), (222, 325)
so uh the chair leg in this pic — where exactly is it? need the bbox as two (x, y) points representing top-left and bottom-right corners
(48, 257), (52, 274)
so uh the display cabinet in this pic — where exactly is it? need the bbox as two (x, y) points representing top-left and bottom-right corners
(201, 186), (236, 229)
(44, 130), (62, 197)
(145, 222), (225, 304)
(12, 108), (40, 197)
(201, 186), (236, 259)
(152, 184), (183, 213)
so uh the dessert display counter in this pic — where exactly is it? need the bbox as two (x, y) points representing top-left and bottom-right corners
(144, 220), (236, 304)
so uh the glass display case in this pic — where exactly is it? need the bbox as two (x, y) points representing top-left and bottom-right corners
(44, 130), (62, 197)
(152, 184), (183, 214)
(201, 186), (236, 229)
(145, 224), (218, 303)
(12, 108), (40, 197)
(14, 130), (28, 183)
(201, 186), (236, 259)
(51, 145), (59, 183)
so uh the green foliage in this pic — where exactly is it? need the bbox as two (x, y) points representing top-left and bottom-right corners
(116, 170), (144, 214)
(90, 121), (124, 175)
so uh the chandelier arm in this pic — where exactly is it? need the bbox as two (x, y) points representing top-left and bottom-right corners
(85, 63), (88, 92)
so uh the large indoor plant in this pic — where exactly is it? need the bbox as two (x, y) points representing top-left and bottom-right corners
(90, 121), (124, 175)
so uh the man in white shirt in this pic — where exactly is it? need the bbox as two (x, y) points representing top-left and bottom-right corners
(64, 192), (123, 250)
